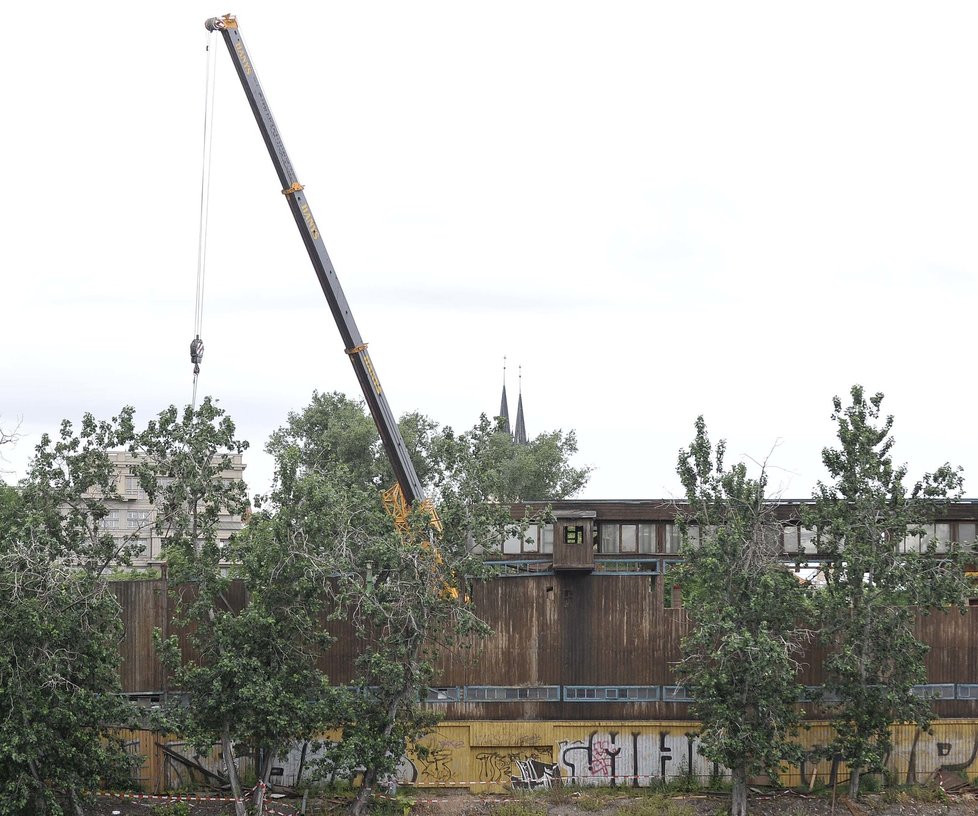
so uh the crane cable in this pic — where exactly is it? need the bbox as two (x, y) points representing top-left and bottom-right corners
(190, 31), (219, 409)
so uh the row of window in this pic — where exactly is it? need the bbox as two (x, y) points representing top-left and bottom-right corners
(426, 683), (978, 704)
(427, 685), (687, 703)
(99, 509), (152, 530)
(501, 522), (978, 556)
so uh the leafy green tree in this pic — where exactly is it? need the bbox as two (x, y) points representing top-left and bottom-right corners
(804, 386), (969, 798)
(674, 417), (809, 816)
(132, 398), (335, 816)
(0, 412), (139, 815)
(443, 414), (590, 502)
(262, 392), (587, 814)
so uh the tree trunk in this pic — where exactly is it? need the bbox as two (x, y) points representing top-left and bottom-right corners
(253, 748), (275, 815)
(221, 727), (247, 816)
(848, 766), (861, 799)
(28, 759), (48, 816)
(730, 764), (748, 816)
(351, 681), (413, 816)
(351, 765), (379, 816)
(296, 741), (309, 786)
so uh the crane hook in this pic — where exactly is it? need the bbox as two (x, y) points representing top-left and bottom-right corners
(190, 335), (204, 376)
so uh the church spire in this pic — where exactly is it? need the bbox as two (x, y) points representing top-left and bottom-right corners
(498, 356), (511, 435)
(514, 365), (528, 445)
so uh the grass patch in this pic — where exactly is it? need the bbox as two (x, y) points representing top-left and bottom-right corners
(873, 783), (948, 805)
(487, 801), (549, 816)
(620, 796), (696, 816)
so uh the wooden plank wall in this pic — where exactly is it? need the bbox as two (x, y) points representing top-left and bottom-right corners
(113, 575), (978, 720)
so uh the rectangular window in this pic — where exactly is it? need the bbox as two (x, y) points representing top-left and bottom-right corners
(500, 523), (555, 555)
(958, 523), (977, 546)
(783, 526), (799, 554)
(464, 686), (559, 702)
(662, 686), (692, 702)
(911, 684), (955, 700)
(799, 527), (817, 554)
(425, 687), (462, 703)
(902, 524), (935, 554)
(564, 685), (660, 702)
(125, 475), (140, 496)
(564, 526), (584, 546)
(502, 530), (523, 554)
(134, 537), (152, 559)
(127, 510), (151, 529)
(664, 524), (682, 554)
(620, 524), (638, 553)
(600, 524), (619, 554)
(541, 524), (554, 554)
(639, 523), (656, 553)
(100, 510), (120, 530)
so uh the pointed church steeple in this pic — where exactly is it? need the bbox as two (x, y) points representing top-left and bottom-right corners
(514, 365), (527, 445)
(498, 357), (511, 435)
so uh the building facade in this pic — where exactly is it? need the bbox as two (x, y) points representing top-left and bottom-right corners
(102, 451), (246, 567)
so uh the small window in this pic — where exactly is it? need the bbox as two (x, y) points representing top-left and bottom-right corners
(127, 510), (151, 529)
(620, 524), (638, 553)
(125, 475), (140, 496)
(639, 523), (656, 553)
(502, 530), (523, 554)
(911, 684), (955, 700)
(799, 527), (817, 554)
(564, 526), (584, 546)
(464, 686), (558, 702)
(100, 510), (120, 530)
(600, 525), (619, 554)
(662, 686), (692, 702)
(541, 524), (554, 554)
(957, 523), (977, 546)
(563, 685), (660, 702)
(664, 524), (682, 554)
(783, 526), (799, 554)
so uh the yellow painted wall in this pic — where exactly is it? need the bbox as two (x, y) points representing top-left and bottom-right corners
(404, 720), (978, 792)
(115, 720), (978, 792)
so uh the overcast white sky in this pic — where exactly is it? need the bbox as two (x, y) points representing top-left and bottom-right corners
(2, 2), (977, 501)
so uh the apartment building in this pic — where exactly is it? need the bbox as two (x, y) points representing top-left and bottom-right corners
(101, 450), (246, 567)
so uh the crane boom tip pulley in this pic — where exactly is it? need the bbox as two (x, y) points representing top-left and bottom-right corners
(204, 15), (236, 32)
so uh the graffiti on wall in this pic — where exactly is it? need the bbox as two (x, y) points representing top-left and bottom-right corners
(475, 748), (551, 783)
(558, 730), (724, 786)
(512, 758), (562, 789)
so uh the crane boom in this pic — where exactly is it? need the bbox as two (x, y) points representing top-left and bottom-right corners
(204, 14), (426, 515)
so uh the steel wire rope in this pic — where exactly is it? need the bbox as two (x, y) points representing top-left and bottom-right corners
(191, 30), (219, 409)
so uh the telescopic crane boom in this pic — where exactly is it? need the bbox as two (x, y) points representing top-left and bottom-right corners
(204, 14), (432, 528)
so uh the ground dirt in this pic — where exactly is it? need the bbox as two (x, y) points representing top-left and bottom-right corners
(90, 786), (978, 816)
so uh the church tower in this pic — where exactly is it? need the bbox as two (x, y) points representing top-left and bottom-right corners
(498, 357), (511, 435)
(496, 358), (528, 444)
(513, 365), (528, 446)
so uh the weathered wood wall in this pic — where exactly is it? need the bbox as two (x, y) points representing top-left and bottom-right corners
(112, 574), (978, 720)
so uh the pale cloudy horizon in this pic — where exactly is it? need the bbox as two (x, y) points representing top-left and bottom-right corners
(3, 2), (977, 501)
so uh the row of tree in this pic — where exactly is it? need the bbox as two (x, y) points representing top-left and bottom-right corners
(0, 393), (587, 816)
(0, 386), (968, 816)
(676, 386), (971, 816)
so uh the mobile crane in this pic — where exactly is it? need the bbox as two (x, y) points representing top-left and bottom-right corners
(203, 14), (437, 531)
